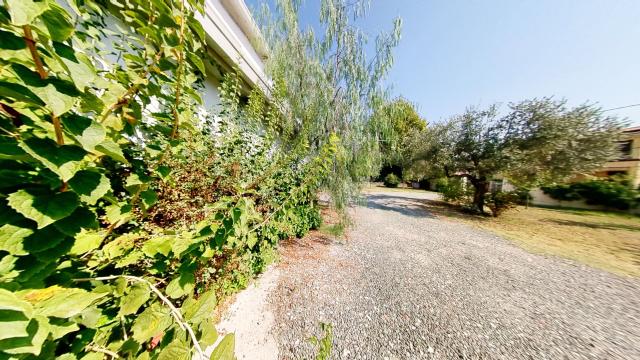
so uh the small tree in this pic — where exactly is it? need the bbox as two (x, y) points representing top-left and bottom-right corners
(417, 98), (623, 214)
(376, 98), (426, 179)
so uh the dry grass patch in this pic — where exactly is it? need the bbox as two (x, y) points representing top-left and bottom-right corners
(422, 199), (640, 277)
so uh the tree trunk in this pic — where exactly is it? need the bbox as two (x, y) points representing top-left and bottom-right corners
(471, 179), (489, 214)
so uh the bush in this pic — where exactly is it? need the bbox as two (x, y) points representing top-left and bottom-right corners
(487, 191), (520, 217)
(542, 177), (639, 210)
(541, 184), (581, 202)
(513, 188), (533, 205)
(573, 179), (638, 210)
(434, 178), (449, 192)
(384, 173), (401, 188)
(438, 178), (472, 203)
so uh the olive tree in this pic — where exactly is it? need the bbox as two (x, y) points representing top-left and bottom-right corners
(418, 98), (623, 214)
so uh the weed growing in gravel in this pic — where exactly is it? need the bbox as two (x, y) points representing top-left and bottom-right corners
(309, 323), (334, 360)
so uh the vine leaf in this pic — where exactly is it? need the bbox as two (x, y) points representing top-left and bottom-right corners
(40, 4), (74, 42)
(53, 43), (97, 91)
(19, 137), (87, 182)
(0, 288), (34, 315)
(0, 224), (33, 255)
(68, 229), (104, 255)
(181, 289), (216, 325)
(31, 83), (76, 117)
(199, 320), (218, 347)
(141, 236), (173, 257)
(165, 262), (196, 299)
(94, 139), (127, 163)
(130, 303), (173, 343)
(68, 170), (110, 205)
(53, 206), (98, 236)
(209, 333), (235, 360)
(0, 311), (30, 341)
(0, 316), (50, 356)
(6, 0), (48, 26)
(48, 319), (79, 340)
(7, 189), (79, 229)
(63, 115), (106, 152)
(23, 286), (108, 318)
(157, 338), (189, 360)
(118, 282), (150, 317)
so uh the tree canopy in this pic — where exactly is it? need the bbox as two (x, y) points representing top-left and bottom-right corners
(257, 0), (402, 210)
(375, 97), (425, 180)
(417, 98), (624, 213)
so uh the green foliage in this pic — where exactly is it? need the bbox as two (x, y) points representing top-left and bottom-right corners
(376, 98), (426, 178)
(256, 0), (402, 213)
(437, 178), (472, 204)
(542, 177), (639, 210)
(540, 184), (582, 202)
(486, 191), (520, 217)
(416, 99), (624, 214)
(383, 173), (401, 188)
(0, 0), (344, 358)
(309, 322), (333, 360)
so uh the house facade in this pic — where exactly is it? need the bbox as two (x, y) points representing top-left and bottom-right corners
(592, 126), (640, 188)
(196, 0), (269, 109)
(519, 126), (640, 210)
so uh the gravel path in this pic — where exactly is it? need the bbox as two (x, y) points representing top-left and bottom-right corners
(270, 188), (640, 359)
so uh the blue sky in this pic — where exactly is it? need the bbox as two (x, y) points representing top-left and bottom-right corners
(247, 0), (640, 125)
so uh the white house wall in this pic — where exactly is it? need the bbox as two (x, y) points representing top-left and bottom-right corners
(198, 0), (269, 92)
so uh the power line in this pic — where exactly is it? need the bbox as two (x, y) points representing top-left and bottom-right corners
(602, 103), (640, 112)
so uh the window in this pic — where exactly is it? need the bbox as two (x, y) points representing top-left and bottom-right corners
(617, 140), (632, 160)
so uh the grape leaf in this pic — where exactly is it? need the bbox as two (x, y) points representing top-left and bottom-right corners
(68, 170), (110, 205)
(118, 282), (150, 317)
(7, 189), (79, 229)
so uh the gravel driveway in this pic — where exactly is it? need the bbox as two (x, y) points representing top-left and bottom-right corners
(270, 188), (640, 359)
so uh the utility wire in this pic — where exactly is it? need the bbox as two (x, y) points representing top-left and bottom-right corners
(602, 103), (640, 112)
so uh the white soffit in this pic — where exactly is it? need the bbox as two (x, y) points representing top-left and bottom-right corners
(197, 0), (269, 90)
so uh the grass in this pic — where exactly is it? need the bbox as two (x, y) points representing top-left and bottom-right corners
(419, 195), (640, 277)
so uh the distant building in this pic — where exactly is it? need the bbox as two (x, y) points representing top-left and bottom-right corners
(492, 126), (640, 210)
(592, 126), (640, 188)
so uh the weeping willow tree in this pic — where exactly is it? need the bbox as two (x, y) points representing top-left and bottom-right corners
(256, 0), (402, 212)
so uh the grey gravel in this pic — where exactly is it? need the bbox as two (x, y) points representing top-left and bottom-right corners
(270, 189), (640, 359)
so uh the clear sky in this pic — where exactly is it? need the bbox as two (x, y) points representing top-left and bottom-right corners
(247, 0), (640, 125)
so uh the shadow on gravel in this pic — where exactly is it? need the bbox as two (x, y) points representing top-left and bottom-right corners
(366, 194), (437, 218)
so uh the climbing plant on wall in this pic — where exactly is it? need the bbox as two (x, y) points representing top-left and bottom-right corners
(0, 0), (340, 358)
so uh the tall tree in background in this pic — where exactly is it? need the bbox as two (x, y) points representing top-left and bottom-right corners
(256, 0), (402, 211)
(418, 98), (623, 214)
(376, 98), (426, 180)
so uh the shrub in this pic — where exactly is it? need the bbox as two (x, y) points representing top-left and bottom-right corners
(438, 178), (472, 203)
(434, 178), (449, 192)
(384, 173), (401, 188)
(541, 184), (581, 202)
(513, 188), (533, 205)
(573, 179), (638, 210)
(487, 191), (520, 217)
(543, 177), (639, 210)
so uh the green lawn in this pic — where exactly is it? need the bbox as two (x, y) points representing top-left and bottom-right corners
(421, 198), (640, 277)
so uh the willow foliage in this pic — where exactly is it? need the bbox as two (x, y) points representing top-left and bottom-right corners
(256, 0), (402, 211)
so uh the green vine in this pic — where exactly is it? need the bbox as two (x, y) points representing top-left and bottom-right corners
(0, 0), (399, 358)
